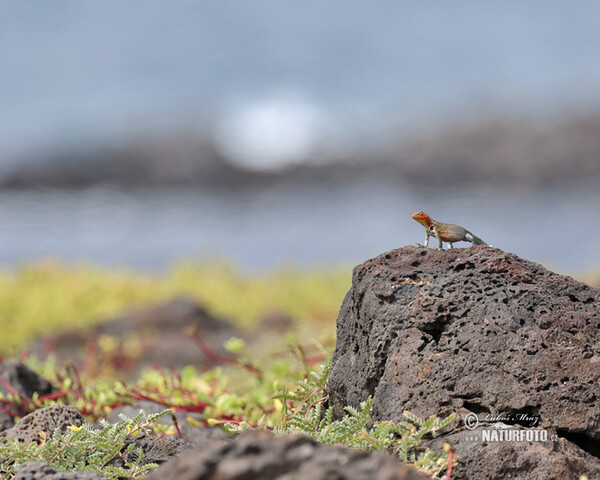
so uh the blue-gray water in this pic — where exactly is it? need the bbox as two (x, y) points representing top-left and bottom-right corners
(2, 1), (600, 170)
(0, 184), (597, 273)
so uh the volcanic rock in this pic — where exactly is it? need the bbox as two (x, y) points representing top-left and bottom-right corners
(0, 359), (54, 431)
(102, 431), (195, 469)
(4, 403), (195, 477)
(0, 359), (53, 399)
(328, 246), (600, 479)
(427, 425), (600, 479)
(14, 462), (107, 479)
(106, 401), (229, 445)
(26, 298), (238, 378)
(145, 429), (429, 480)
(2, 404), (87, 444)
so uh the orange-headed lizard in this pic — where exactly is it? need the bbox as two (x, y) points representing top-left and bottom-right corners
(412, 211), (488, 249)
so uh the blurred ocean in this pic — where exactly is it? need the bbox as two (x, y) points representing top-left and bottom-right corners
(0, 183), (597, 272)
(2, 2), (600, 166)
(1, 2), (599, 272)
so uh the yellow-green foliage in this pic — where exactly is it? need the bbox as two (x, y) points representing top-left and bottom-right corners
(0, 257), (595, 357)
(0, 258), (351, 356)
(576, 268), (600, 288)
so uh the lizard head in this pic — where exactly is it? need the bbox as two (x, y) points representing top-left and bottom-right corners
(411, 211), (431, 228)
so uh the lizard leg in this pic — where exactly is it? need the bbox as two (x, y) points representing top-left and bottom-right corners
(448, 242), (454, 248)
(437, 234), (443, 250)
(423, 232), (430, 248)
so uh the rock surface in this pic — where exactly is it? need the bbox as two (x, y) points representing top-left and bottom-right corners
(427, 426), (600, 480)
(103, 431), (195, 468)
(26, 298), (238, 378)
(328, 246), (600, 479)
(0, 359), (54, 431)
(5, 402), (195, 478)
(145, 429), (429, 480)
(14, 462), (107, 480)
(106, 401), (229, 445)
(2, 404), (87, 444)
(0, 359), (53, 399)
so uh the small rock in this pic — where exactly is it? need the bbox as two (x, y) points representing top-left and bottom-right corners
(0, 359), (53, 399)
(106, 401), (230, 445)
(143, 435), (196, 465)
(427, 426), (600, 480)
(103, 430), (195, 468)
(145, 429), (430, 480)
(0, 359), (54, 432)
(26, 298), (238, 379)
(3, 404), (87, 444)
(14, 461), (106, 479)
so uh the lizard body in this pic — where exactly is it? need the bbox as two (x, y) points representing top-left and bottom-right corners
(411, 211), (488, 249)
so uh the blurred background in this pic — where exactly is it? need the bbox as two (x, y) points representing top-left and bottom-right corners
(1, 1), (599, 435)
(1, 1), (599, 272)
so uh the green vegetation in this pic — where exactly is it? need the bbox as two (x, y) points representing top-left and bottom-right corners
(0, 410), (169, 479)
(577, 268), (600, 288)
(0, 258), (350, 356)
(1, 258), (596, 357)
(0, 259), (598, 478)
(272, 363), (456, 477)
(17, 343), (318, 426)
(1, 360), (456, 479)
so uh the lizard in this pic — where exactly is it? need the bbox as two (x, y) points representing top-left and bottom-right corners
(411, 211), (488, 249)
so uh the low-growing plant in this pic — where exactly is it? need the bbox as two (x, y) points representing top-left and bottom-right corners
(6, 341), (456, 478)
(0, 258), (350, 356)
(2, 347), (458, 479)
(0, 410), (170, 480)
(9, 334), (331, 428)
(268, 363), (457, 479)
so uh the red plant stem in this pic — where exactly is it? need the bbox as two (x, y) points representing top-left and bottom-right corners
(213, 419), (244, 425)
(0, 377), (24, 398)
(0, 404), (22, 418)
(127, 390), (162, 404)
(127, 389), (210, 413)
(0, 377), (31, 409)
(38, 392), (69, 402)
(445, 447), (454, 480)
(190, 335), (262, 378)
(171, 413), (183, 439)
(173, 404), (210, 413)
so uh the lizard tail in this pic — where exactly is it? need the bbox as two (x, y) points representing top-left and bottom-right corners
(465, 231), (488, 246)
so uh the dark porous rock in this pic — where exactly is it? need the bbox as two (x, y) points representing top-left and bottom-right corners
(177, 424), (232, 446)
(426, 426), (600, 480)
(328, 246), (600, 479)
(14, 461), (107, 480)
(0, 359), (53, 399)
(142, 435), (197, 465)
(26, 298), (238, 378)
(104, 430), (195, 468)
(0, 412), (14, 432)
(145, 429), (429, 480)
(0, 359), (54, 431)
(101, 403), (197, 468)
(3, 404), (87, 444)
